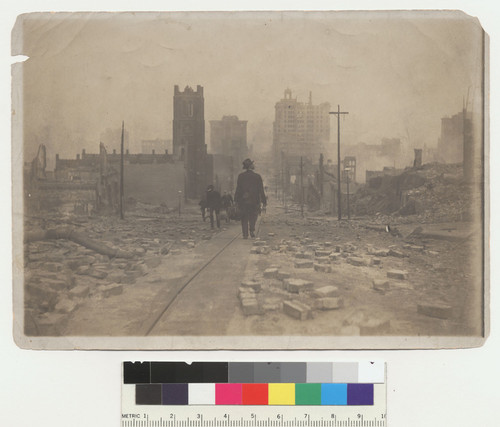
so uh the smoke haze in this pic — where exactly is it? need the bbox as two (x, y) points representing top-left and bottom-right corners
(15, 11), (483, 169)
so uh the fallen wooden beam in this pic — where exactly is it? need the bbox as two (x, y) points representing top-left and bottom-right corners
(25, 227), (135, 259)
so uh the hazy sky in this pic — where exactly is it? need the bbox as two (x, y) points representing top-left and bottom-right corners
(16, 11), (484, 164)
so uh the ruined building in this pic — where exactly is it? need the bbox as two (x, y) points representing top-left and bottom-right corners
(437, 110), (473, 164)
(172, 85), (211, 199)
(272, 89), (330, 164)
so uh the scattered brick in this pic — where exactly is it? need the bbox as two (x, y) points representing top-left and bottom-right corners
(89, 269), (109, 279)
(347, 257), (368, 267)
(371, 258), (382, 266)
(315, 250), (331, 257)
(417, 303), (453, 319)
(107, 272), (125, 283)
(253, 240), (267, 247)
(315, 297), (344, 310)
(294, 252), (308, 259)
(76, 266), (92, 275)
(314, 263), (332, 273)
(387, 270), (409, 280)
(315, 256), (331, 265)
(294, 260), (314, 269)
(69, 285), (90, 299)
(277, 271), (291, 281)
(263, 268), (279, 278)
(283, 300), (313, 320)
(284, 278), (314, 293)
(311, 286), (339, 298)
(372, 279), (390, 292)
(388, 249), (405, 258)
(329, 253), (340, 262)
(54, 298), (78, 314)
(240, 281), (262, 292)
(343, 244), (358, 252)
(100, 284), (123, 298)
(323, 242), (333, 247)
(239, 291), (256, 301)
(262, 298), (281, 311)
(334, 245), (342, 253)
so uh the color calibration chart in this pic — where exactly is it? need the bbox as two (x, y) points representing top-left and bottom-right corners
(122, 362), (386, 426)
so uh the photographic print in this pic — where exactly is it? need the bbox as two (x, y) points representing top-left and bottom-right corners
(12, 10), (488, 349)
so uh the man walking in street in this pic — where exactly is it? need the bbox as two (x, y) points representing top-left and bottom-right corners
(206, 185), (222, 229)
(234, 158), (267, 239)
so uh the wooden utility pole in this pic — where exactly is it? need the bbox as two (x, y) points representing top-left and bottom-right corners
(300, 156), (304, 218)
(329, 105), (349, 220)
(346, 167), (351, 220)
(281, 151), (285, 205)
(120, 121), (124, 220)
(319, 153), (324, 197)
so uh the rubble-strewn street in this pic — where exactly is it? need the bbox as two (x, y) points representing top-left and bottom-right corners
(23, 187), (482, 337)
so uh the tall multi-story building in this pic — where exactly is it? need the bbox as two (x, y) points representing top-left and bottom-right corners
(273, 89), (330, 164)
(172, 85), (209, 198)
(210, 115), (248, 169)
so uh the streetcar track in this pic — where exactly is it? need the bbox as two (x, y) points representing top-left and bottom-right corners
(145, 216), (264, 335)
(145, 231), (241, 335)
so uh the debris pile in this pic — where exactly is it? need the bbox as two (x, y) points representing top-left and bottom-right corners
(23, 204), (219, 335)
(352, 163), (474, 222)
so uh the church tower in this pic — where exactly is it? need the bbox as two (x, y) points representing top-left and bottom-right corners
(173, 85), (207, 199)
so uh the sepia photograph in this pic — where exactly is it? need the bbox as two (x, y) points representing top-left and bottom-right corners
(12, 10), (488, 349)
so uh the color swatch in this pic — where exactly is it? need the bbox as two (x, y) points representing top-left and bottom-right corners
(124, 362), (384, 407)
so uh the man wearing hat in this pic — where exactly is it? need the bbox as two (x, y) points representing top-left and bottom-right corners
(234, 158), (267, 239)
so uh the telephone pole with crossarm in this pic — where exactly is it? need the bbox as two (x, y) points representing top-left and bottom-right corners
(329, 105), (349, 220)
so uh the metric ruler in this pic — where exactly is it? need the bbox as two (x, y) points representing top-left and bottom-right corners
(122, 362), (387, 427)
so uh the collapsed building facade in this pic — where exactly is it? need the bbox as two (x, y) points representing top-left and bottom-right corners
(25, 145), (182, 216)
